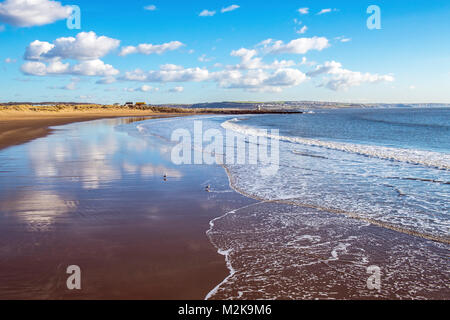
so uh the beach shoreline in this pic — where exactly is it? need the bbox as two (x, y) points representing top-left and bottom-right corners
(0, 110), (191, 151)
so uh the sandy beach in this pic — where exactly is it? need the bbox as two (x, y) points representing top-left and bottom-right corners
(0, 115), (258, 299)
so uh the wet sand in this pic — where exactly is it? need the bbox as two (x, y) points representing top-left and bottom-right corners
(0, 111), (187, 151)
(0, 117), (253, 299)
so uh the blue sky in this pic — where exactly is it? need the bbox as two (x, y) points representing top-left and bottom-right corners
(0, 0), (449, 104)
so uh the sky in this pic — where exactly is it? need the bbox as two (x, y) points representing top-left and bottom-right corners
(0, 0), (449, 104)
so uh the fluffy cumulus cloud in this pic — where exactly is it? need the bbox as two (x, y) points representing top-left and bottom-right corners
(117, 36), (393, 94)
(119, 41), (184, 56)
(120, 41), (309, 93)
(260, 37), (330, 54)
(307, 61), (394, 90)
(21, 59), (119, 76)
(230, 48), (263, 69)
(230, 48), (295, 70)
(24, 32), (120, 61)
(221, 5), (240, 13)
(21, 60), (69, 76)
(24, 40), (55, 61)
(21, 32), (120, 77)
(122, 65), (209, 82)
(212, 67), (306, 92)
(0, 0), (72, 27)
(71, 59), (119, 76)
(18, 30), (393, 95)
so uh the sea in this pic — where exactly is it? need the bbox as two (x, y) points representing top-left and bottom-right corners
(133, 107), (450, 299)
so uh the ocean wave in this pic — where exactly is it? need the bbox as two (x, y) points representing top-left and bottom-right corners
(222, 119), (450, 170)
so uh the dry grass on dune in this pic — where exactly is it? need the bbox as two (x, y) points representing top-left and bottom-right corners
(0, 104), (193, 115)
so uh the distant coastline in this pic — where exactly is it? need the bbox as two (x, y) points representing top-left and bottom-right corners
(1, 101), (449, 111)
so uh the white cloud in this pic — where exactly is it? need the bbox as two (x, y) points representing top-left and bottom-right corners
(264, 68), (307, 87)
(307, 61), (394, 90)
(317, 8), (337, 15)
(335, 36), (351, 43)
(228, 48), (296, 71)
(230, 48), (263, 69)
(198, 54), (213, 62)
(298, 8), (309, 15)
(96, 77), (116, 84)
(71, 59), (119, 76)
(21, 32), (120, 78)
(4, 57), (16, 63)
(119, 41), (184, 56)
(221, 5), (240, 13)
(123, 65), (209, 83)
(144, 5), (156, 11)
(199, 9), (216, 17)
(116, 37), (391, 95)
(140, 85), (156, 92)
(0, 0), (72, 27)
(212, 67), (306, 92)
(24, 40), (55, 61)
(260, 37), (330, 54)
(24, 32), (120, 61)
(124, 85), (159, 93)
(296, 25), (308, 34)
(300, 56), (316, 66)
(63, 80), (78, 90)
(170, 86), (184, 93)
(120, 41), (308, 93)
(22, 59), (119, 77)
(21, 60), (69, 76)
(306, 60), (343, 77)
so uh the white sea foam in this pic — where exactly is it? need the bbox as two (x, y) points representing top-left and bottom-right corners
(222, 118), (450, 170)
